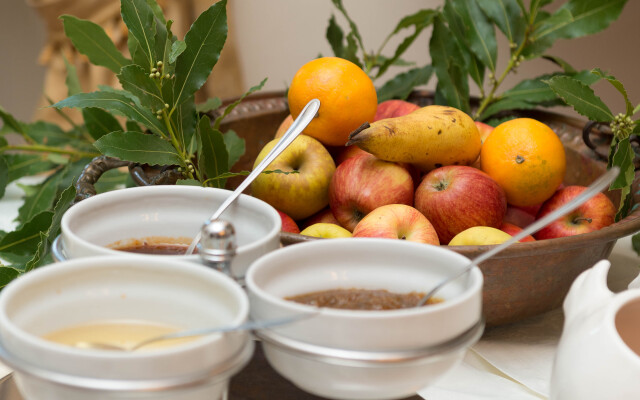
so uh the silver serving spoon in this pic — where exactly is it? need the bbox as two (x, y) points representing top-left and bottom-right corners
(73, 312), (318, 352)
(184, 98), (321, 255)
(417, 166), (620, 306)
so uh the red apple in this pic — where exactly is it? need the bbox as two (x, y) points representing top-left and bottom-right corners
(499, 222), (535, 242)
(534, 186), (616, 240)
(329, 154), (414, 231)
(299, 207), (341, 230)
(353, 204), (439, 244)
(334, 145), (370, 165)
(373, 99), (420, 121)
(277, 210), (300, 234)
(414, 165), (507, 244)
(474, 121), (494, 144)
(503, 205), (536, 228)
(274, 114), (294, 138)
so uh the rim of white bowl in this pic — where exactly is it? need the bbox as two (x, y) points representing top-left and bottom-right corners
(60, 185), (281, 260)
(0, 256), (249, 360)
(245, 238), (483, 319)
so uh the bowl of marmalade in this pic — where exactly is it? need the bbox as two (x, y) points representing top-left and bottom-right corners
(245, 238), (484, 400)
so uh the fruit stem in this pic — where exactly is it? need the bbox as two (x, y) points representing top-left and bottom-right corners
(572, 217), (593, 224)
(345, 122), (371, 146)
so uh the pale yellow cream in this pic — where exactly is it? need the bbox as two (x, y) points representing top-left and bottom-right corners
(43, 320), (195, 351)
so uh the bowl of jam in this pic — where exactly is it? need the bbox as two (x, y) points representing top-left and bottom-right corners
(56, 185), (281, 278)
(245, 238), (483, 399)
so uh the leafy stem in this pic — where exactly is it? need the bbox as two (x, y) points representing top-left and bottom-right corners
(0, 144), (99, 159)
(473, 27), (530, 120)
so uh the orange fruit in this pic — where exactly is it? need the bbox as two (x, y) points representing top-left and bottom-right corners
(480, 118), (566, 207)
(287, 57), (377, 146)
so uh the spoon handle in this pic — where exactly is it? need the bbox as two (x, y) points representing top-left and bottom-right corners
(417, 166), (620, 306)
(185, 99), (321, 255)
(131, 312), (318, 351)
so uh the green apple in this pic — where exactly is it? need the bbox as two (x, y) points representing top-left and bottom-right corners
(300, 223), (352, 238)
(448, 226), (512, 246)
(250, 135), (336, 220)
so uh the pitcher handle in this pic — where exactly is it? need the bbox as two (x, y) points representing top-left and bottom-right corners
(563, 260), (614, 323)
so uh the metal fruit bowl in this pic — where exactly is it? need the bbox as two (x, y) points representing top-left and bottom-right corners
(73, 91), (640, 327)
(217, 91), (640, 327)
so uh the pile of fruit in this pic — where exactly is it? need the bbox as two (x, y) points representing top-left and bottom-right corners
(250, 57), (617, 246)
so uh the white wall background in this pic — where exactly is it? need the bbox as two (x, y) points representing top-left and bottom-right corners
(1, 0), (639, 122)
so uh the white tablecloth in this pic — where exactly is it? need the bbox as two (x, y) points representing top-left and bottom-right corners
(1, 178), (639, 399)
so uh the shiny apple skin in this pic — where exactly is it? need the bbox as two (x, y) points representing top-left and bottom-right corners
(534, 186), (616, 240)
(277, 210), (300, 234)
(373, 99), (421, 121)
(329, 154), (414, 232)
(414, 165), (507, 244)
(352, 204), (439, 245)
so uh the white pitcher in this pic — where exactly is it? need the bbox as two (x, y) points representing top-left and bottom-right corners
(550, 259), (640, 400)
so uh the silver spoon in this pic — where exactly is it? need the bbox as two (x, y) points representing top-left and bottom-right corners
(184, 98), (321, 255)
(417, 166), (620, 306)
(73, 312), (318, 352)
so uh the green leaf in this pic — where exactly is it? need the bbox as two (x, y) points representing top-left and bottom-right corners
(223, 129), (245, 169)
(0, 211), (53, 262)
(523, 9), (573, 58)
(633, 104), (640, 116)
(591, 68), (634, 116)
(155, 19), (175, 76)
(117, 64), (165, 110)
(375, 9), (436, 78)
(326, 14), (345, 58)
(214, 77), (267, 130)
(609, 137), (635, 190)
(128, 33), (148, 69)
(0, 266), (20, 289)
(429, 16), (470, 112)
(52, 91), (166, 137)
(547, 0), (627, 40)
(196, 97), (222, 114)
(169, 40), (186, 64)
(82, 107), (123, 140)
(176, 178), (201, 186)
(3, 154), (53, 183)
(170, 96), (197, 155)
(94, 131), (184, 167)
(24, 232), (48, 272)
(342, 33), (362, 68)
(445, 0), (497, 73)
(48, 184), (76, 242)
(126, 120), (143, 132)
(546, 75), (613, 122)
(60, 15), (131, 73)
(197, 116), (228, 188)
(94, 168), (129, 193)
(478, 98), (538, 121)
(16, 174), (60, 225)
(0, 155), (7, 199)
(121, 0), (156, 70)
(145, 0), (165, 24)
(171, 0), (227, 108)
(477, 0), (525, 45)
(501, 70), (599, 105)
(24, 121), (72, 147)
(542, 55), (577, 74)
(0, 106), (26, 136)
(330, 0), (366, 56)
(63, 57), (82, 96)
(376, 65), (433, 102)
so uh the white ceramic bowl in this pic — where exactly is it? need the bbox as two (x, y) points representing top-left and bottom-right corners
(0, 256), (252, 400)
(246, 238), (484, 399)
(58, 185), (281, 278)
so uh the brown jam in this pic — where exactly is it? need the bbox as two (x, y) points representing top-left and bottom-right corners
(107, 236), (196, 255)
(115, 243), (194, 255)
(285, 288), (443, 310)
